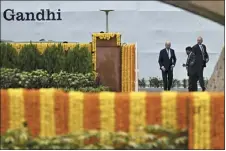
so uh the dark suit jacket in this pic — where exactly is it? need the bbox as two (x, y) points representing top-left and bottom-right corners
(192, 44), (209, 68)
(186, 51), (196, 76)
(158, 48), (177, 71)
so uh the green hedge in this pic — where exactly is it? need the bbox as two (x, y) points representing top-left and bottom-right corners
(0, 43), (18, 69)
(0, 124), (188, 149)
(0, 68), (109, 92)
(0, 43), (93, 74)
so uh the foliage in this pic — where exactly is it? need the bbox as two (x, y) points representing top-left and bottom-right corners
(149, 77), (162, 88)
(42, 44), (65, 74)
(138, 78), (146, 88)
(0, 43), (93, 74)
(17, 43), (42, 72)
(0, 124), (188, 150)
(64, 45), (93, 74)
(140, 77), (209, 89)
(0, 43), (18, 69)
(0, 68), (109, 92)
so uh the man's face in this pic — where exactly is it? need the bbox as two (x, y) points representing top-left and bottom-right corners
(165, 43), (171, 49)
(186, 50), (191, 55)
(197, 37), (203, 44)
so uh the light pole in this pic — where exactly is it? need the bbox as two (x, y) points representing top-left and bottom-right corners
(100, 10), (114, 33)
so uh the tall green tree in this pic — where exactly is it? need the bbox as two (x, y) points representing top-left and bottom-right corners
(42, 44), (65, 73)
(0, 43), (18, 69)
(17, 43), (42, 72)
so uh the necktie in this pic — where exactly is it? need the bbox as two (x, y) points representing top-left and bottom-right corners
(167, 49), (170, 58)
(200, 45), (205, 60)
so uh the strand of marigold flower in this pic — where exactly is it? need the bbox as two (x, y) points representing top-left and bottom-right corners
(210, 93), (224, 149)
(54, 90), (69, 135)
(203, 92), (211, 149)
(131, 44), (135, 91)
(1, 90), (10, 134)
(129, 92), (146, 143)
(197, 92), (211, 149)
(121, 46), (125, 92)
(92, 35), (97, 70)
(68, 92), (84, 134)
(124, 45), (128, 92)
(8, 89), (24, 129)
(188, 93), (194, 149)
(128, 45), (131, 92)
(115, 93), (130, 132)
(193, 92), (201, 149)
(176, 93), (189, 129)
(161, 92), (177, 129)
(127, 45), (131, 91)
(23, 89), (41, 137)
(99, 92), (115, 145)
(129, 45), (133, 91)
(199, 94), (204, 149)
(40, 89), (55, 137)
(145, 93), (162, 125)
(84, 93), (100, 145)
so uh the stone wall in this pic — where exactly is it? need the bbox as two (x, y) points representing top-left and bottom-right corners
(207, 47), (225, 91)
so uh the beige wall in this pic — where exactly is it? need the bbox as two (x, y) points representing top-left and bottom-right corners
(161, 1), (224, 25)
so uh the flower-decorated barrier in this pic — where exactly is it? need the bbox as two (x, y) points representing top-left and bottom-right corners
(121, 44), (136, 92)
(0, 89), (224, 149)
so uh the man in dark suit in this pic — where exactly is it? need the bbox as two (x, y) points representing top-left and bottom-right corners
(184, 46), (198, 91)
(192, 36), (209, 91)
(158, 41), (177, 91)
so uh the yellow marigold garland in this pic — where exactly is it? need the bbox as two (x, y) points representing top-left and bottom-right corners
(121, 44), (136, 92)
(8, 89), (24, 129)
(161, 92), (177, 129)
(131, 44), (135, 91)
(68, 92), (84, 134)
(99, 92), (115, 144)
(193, 92), (211, 149)
(128, 45), (131, 92)
(40, 89), (55, 137)
(129, 92), (146, 143)
(121, 46), (125, 92)
(124, 45), (129, 92)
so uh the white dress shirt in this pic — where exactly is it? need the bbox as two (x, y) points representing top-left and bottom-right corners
(199, 44), (205, 60)
(166, 48), (171, 59)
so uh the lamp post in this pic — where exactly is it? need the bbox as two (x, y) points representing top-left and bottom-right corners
(100, 10), (114, 33)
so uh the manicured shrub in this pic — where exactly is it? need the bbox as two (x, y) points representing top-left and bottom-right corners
(64, 45), (93, 73)
(42, 44), (65, 73)
(0, 68), (21, 88)
(17, 43), (42, 72)
(0, 68), (108, 92)
(0, 43), (18, 68)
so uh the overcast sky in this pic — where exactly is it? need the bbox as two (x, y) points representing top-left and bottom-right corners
(1, 1), (224, 80)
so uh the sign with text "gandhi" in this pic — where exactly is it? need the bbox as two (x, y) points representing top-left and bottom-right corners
(2, 9), (62, 21)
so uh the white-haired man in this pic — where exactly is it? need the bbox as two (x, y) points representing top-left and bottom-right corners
(158, 41), (177, 91)
(192, 36), (209, 91)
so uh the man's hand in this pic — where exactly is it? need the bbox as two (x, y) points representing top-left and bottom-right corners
(161, 66), (166, 72)
(171, 65), (174, 70)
